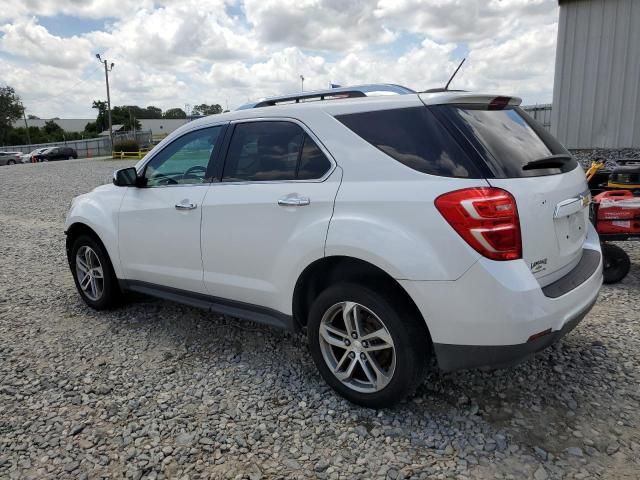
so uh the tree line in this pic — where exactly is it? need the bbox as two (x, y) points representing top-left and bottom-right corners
(88, 101), (224, 134)
(0, 84), (225, 146)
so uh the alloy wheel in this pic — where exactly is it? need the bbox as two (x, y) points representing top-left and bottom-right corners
(318, 301), (396, 393)
(75, 246), (105, 301)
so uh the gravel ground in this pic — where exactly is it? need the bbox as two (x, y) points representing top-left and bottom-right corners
(1, 159), (639, 480)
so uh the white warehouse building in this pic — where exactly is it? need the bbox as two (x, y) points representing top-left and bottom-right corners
(552, 0), (640, 149)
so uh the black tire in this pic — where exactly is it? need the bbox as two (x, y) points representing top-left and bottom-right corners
(307, 282), (429, 408)
(67, 156), (73, 160)
(7, 159), (15, 165)
(602, 243), (631, 284)
(69, 234), (121, 309)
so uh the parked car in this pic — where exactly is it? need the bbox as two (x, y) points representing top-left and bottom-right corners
(21, 148), (49, 163)
(0, 151), (22, 166)
(34, 146), (78, 162)
(65, 85), (603, 408)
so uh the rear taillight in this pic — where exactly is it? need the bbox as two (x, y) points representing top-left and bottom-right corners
(435, 187), (521, 261)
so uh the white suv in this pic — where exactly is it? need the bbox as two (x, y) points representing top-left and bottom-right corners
(65, 87), (602, 407)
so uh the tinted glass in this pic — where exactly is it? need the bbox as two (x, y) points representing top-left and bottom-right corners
(144, 126), (222, 186)
(297, 136), (332, 180)
(438, 105), (577, 178)
(223, 122), (304, 181)
(336, 107), (482, 178)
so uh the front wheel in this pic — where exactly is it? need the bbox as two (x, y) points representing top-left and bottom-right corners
(69, 235), (120, 309)
(308, 283), (429, 408)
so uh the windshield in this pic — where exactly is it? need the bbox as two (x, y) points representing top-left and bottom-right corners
(435, 105), (577, 178)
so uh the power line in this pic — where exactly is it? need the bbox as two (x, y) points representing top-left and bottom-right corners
(21, 64), (104, 104)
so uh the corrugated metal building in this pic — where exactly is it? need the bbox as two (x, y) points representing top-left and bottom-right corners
(551, 0), (640, 149)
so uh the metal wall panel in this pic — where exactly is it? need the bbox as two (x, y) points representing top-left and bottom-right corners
(552, 0), (640, 148)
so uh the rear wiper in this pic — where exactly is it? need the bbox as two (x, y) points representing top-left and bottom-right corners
(522, 154), (572, 171)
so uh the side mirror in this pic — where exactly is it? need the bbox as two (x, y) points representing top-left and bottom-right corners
(113, 167), (140, 187)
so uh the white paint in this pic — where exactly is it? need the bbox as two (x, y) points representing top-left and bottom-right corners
(66, 91), (603, 350)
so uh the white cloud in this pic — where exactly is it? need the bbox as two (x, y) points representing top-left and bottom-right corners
(0, 0), (154, 21)
(86, 2), (258, 68)
(0, 0), (560, 118)
(0, 17), (92, 68)
(374, 0), (558, 43)
(243, 0), (396, 51)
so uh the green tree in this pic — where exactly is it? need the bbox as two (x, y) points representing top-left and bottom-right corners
(164, 108), (187, 119)
(192, 103), (223, 116)
(111, 106), (142, 130)
(84, 121), (98, 135)
(43, 120), (63, 135)
(144, 106), (163, 118)
(92, 100), (108, 133)
(0, 85), (24, 144)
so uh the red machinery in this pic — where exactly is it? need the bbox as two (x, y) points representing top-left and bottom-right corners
(587, 161), (640, 283)
(593, 190), (640, 235)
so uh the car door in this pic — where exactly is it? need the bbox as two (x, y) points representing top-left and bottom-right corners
(118, 124), (226, 293)
(200, 119), (341, 313)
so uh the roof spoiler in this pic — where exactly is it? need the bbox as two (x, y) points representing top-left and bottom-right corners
(419, 92), (522, 107)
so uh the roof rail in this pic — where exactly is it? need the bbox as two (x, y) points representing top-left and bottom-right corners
(236, 83), (415, 110)
(254, 90), (367, 108)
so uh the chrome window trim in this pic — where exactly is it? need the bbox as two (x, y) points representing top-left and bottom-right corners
(217, 116), (337, 185)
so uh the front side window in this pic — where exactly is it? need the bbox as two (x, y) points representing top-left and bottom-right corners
(223, 121), (331, 182)
(144, 126), (222, 186)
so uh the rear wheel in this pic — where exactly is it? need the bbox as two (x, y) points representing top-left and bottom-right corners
(69, 234), (120, 309)
(602, 243), (630, 284)
(67, 156), (73, 160)
(7, 159), (15, 165)
(308, 283), (428, 408)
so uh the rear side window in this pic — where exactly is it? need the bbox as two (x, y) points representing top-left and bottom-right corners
(223, 121), (331, 181)
(335, 107), (483, 178)
(297, 136), (332, 180)
(436, 105), (577, 178)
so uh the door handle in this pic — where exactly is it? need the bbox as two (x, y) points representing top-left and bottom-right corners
(175, 201), (197, 210)
(278, 196), (310, 207)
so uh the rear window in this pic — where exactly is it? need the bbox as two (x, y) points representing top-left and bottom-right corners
(436, 105), (577, 178)
(335, 107), (484, 178)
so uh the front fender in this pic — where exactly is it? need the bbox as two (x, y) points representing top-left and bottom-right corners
(65, 186), (126, 278)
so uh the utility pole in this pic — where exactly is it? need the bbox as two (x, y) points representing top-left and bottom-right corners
(300, 74), (305, 92)
(21, 102), (31, 145)
(96, 54), (115, 149)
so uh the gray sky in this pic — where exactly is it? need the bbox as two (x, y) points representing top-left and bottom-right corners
(0, 0), (559, 118)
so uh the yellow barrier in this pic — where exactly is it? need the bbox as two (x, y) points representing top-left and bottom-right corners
(112, 149), (149, 160)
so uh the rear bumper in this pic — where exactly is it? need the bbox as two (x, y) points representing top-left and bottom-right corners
(399, 224), (603, 371)
(432, 296), (596, 371)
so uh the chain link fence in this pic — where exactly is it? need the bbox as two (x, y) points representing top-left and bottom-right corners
(522, 104), (552, 132)
(0, 130), (153, 159)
